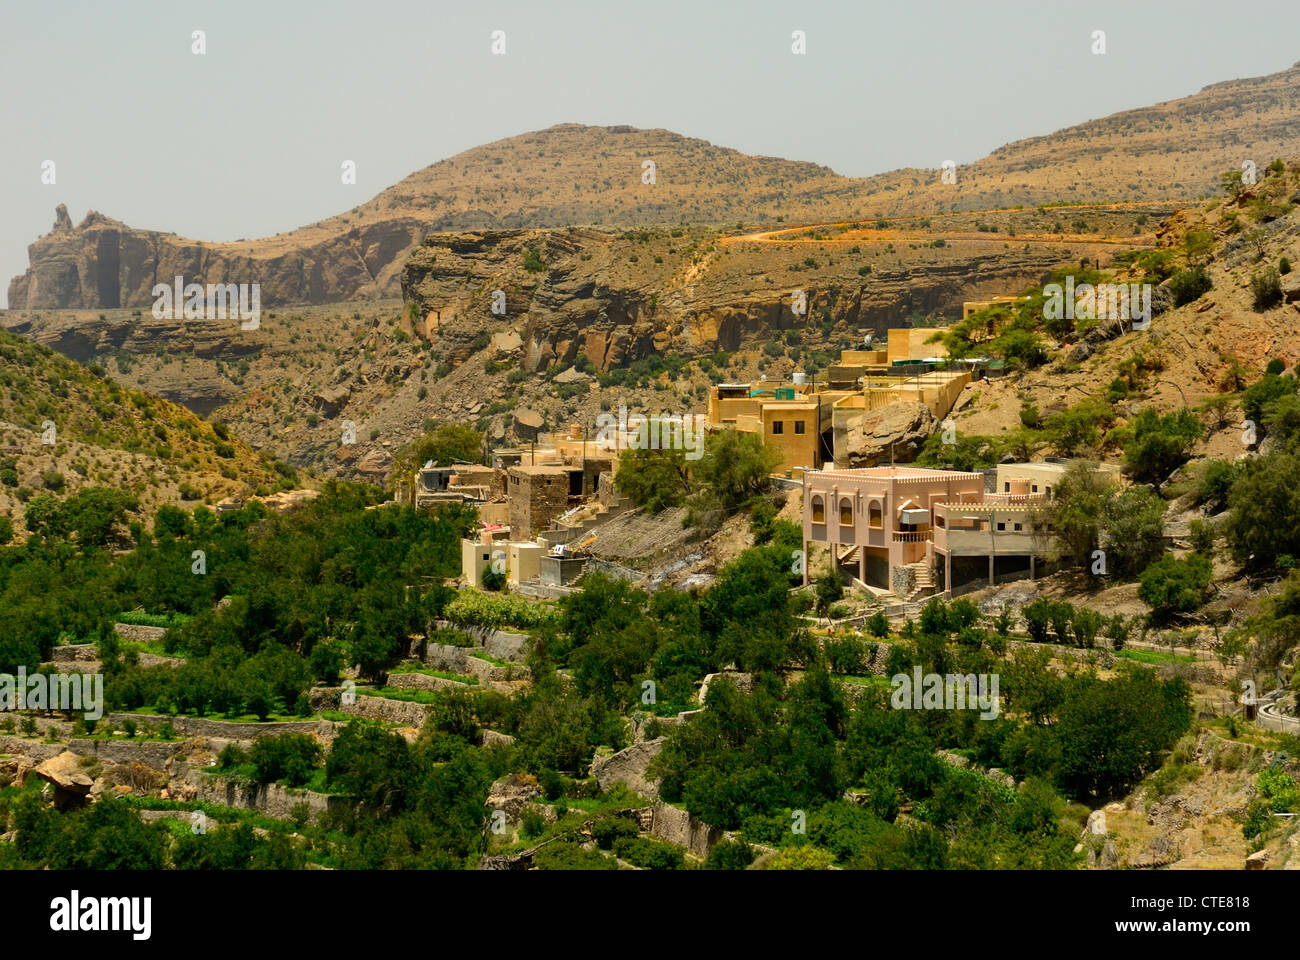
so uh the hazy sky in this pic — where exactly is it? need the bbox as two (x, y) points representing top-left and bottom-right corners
(3, 0), (1299, 306)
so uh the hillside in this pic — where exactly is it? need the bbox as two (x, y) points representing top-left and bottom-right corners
(0, 330), (291, 537)
(4, 204), (1159, 477)
(10, 62), (1300, 311)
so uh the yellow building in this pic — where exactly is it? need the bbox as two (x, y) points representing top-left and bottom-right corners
(707, 381), (834, 477)
(886, 328), (948, 365)
(962, 296), (1030, 323)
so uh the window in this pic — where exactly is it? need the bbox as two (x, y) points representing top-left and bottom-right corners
(996, 522), (1006, 532)
(868, 501), (882, 528)
(1013, 523), (1022, 532)
(1003, 482), (1010, 492)
(794, 421), (806, 434)
(482, 553), (490, 561)
(840, 499), (854, 526)
(811, 496), (825, 523)
(772, 420), (784, 434)
(1031, 484), (1038, 493)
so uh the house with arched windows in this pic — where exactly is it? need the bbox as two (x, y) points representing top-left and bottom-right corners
(801, 462), (1087, 597)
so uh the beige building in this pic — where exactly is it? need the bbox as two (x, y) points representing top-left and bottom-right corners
(707, 381), (839, 477)
(962, 296), (1030, 323)
(802, 466), (986, 595)
(886, 328), (948, 365)
(803, 461), (1097, 597)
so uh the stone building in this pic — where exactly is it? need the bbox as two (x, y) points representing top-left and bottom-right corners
(507, 465), (570, 537)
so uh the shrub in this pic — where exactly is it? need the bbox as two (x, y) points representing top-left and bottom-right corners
(705, 838), (756, 870)
(1168, 266), (1212, 307)
(769, 845), (836, 870)
(1022, 598), (1053, 643)
(866, 611), (890, 638)
(1104, 615), (1131, 651)
(591, 817), (639, 850)
(1138, 554), (1213, 622)
(612, 836), (684, 870)
(1251, 268), (1284, 310)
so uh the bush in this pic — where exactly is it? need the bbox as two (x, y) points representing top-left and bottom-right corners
(1197, 460), (1239, 512)
(769, 845), (836, 870)
(705, 838), (756, 870)
(1188, 518), (1216, 554)
(866, 611), (890, 638)
(1168, 266), (1212, 307)
(534, 842), (618, 870)
(825, 636), (867, 674)
(248, 734), (323, 787)
(591, 817), (639, 850)
(612, 835), (685, 870)
(1022, 598), (1053, 643)
(1138, 554), (1212, 622)
(1251, 268), (1284, 310)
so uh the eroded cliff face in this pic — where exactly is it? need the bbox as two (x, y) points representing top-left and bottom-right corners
(8, 205), (425, 310)
(400, 226), (1082, 373)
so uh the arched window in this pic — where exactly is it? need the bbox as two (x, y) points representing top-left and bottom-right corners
(840, 498), (854, 526)
(811, 495), (825, 523)
(868, 500), (883, 528)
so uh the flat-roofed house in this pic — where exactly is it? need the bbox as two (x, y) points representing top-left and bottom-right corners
(803, 463), (1075, 597)
(802, 466), (985, 595)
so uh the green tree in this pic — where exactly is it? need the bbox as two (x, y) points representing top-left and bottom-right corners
(1138, 554), (1213, 623)
(1121, 407), (1203, 487)
(613, 445), (690, 512)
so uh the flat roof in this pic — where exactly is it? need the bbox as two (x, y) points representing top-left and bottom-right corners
(813, 466), (984, 480)
(508, 464), (570, 476)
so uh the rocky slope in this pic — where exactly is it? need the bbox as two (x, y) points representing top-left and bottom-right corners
(11, 61), (1300, 311)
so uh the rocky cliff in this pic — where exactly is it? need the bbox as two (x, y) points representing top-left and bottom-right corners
(8, 204), (424, 311)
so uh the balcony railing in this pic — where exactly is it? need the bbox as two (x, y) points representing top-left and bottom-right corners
(892, 530), (932, 543)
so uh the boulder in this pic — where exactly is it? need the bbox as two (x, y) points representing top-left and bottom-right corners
(513, 408), (545, 441)
(1246, 849), (1271, 870)
(485, 773), (542, 822)
(552, 366), (591, 385)
(1282, 272), (1300, 303)
(839, 402), (936, 468)
(34, 751), (94, 809)
(591, 737), (665, 798)
(314, 384), (351, 417)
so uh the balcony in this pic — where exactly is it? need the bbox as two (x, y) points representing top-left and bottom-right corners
(892, 530), (932, 543)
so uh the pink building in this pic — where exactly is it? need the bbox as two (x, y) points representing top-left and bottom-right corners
(802, 465), (1053, 597)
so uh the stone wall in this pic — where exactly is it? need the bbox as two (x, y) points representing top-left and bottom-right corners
(386, 672), (472, 693)
(108, 713), (320, 740)
(112, 623), (169, 643)
(430, 621), (530, 662)
(66, 737), (185, 768)
(647, 799), (723, 857)
(347, 695), (432, 727)
(591, 738), (664, 798)
(423, 642), (470, 672)
(187, 770), (348, 822)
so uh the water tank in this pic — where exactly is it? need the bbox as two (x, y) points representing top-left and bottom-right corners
(792, 371), (807, 385)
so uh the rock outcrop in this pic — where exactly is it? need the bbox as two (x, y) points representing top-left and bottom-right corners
(591, 737), (665, 798)
(837, 402), (937, 467)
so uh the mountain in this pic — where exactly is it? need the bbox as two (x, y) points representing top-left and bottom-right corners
(9, 62), (1300, 311)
